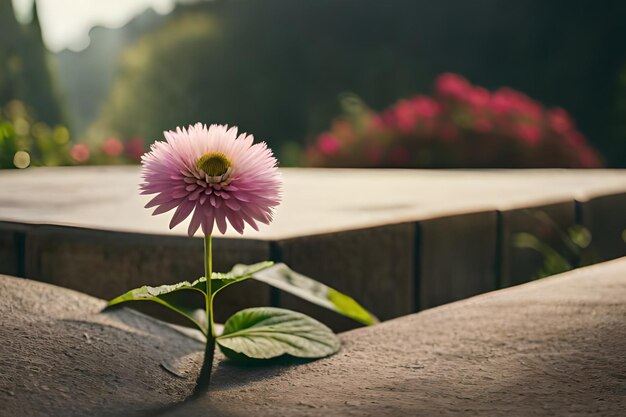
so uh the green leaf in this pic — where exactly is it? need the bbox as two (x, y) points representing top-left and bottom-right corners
(217, 307), (340, 360)
(250, 263), (379, 326)
(568, 225), (592, 249)
(106, 280), (207, 333)
(105, 261), (274, 334)
(514, 232), (572, 278)
(206, 261), (274, 297)
(105, 260), (377, 337)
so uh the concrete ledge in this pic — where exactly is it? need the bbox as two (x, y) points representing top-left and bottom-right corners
(168, 257), (626, 417)
(2, 168), (626, 329)
(579, 192), (626, 262)
(0, 222), (28, 277)
(2, 258), (625, 416)
(417, 211), (498, 309)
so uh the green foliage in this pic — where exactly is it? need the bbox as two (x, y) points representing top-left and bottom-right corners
(107, 261), (374, 362)
(252, 263), (378, 325)
(513, 211), (593, 279)
(107, 262), (377, 336)
(217, 307), (340, 360)
(513, 233), (572, 277)
(0, 100), (141, 169)
(107, 262), (274, 334)
(0, 100), (71, 169)
(0, 0), (70, 168)
(86, 13), (223, 146)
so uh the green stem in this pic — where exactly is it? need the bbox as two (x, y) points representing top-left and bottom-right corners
(205, 234), (215, 337)
(194, 234), (215, 395)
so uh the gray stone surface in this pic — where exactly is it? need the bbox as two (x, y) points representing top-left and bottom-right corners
(0, 275), (204, 417)
(2, 258), (625, 416)
(417, 211), (498, 309)
(1, 167), (626, 240)
(580, 192), (626, 263)
(0, 222), (28, 277)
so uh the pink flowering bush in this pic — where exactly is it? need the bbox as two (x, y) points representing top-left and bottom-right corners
(70, 136), (146, 165)
(306, 73), (602, 168)
(0, 100), (148, 169)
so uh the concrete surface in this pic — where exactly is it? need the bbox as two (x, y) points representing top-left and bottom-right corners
(1, 167), (625, 240)
(0, 274), (204, 417)
(165, 257), (626, 417)
(2, 257), (625, 416)
(417, 211), (498, 309)
(580, 192), (626, 263)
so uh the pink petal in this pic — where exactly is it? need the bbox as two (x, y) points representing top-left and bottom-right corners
(169, 200), (194, 229)
(145, 193), (173, 209)
(152, 199), (182, 215)
(215, 210), (228, 234)
(225, 199), (241, 211)
(202, 206), (215, 235)
(187, 206), (204, 237)
(226, 209), (245, 234)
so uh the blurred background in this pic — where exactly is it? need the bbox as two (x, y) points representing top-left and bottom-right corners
(1, 0), (625, 169)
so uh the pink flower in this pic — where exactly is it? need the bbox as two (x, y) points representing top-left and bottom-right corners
(391, 96), (441, 133)
(70, 144), (90, 163)
(125, 137), (145, 161)
(380, 110), (397, 128)
(516, 124), (541, 145)
(101, 137), (124, 157)
(411, 96), (441, 118)
(393, 100), (417, 133)
(519, 101), (542, 122)
(463, 87), (490, 110)
(435, 73), (471, 100)
(140, 123), (282, 236)
(578, 148), (601, 168)
(369, 114), (386, 130)
(318, 133), (340, 155)
(565, 131), (585, 147)
(490, 88), (516, 114)
(548, 108), (573, 134)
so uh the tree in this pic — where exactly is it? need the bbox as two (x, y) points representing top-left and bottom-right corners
(0, 0), (65, 125)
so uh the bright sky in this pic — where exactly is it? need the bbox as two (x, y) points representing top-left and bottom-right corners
(12, 0), (178, 52)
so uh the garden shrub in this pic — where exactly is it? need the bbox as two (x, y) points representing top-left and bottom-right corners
(306, 74), (601, 168)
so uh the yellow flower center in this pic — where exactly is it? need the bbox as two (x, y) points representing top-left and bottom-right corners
(196, 152), (231, 177)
